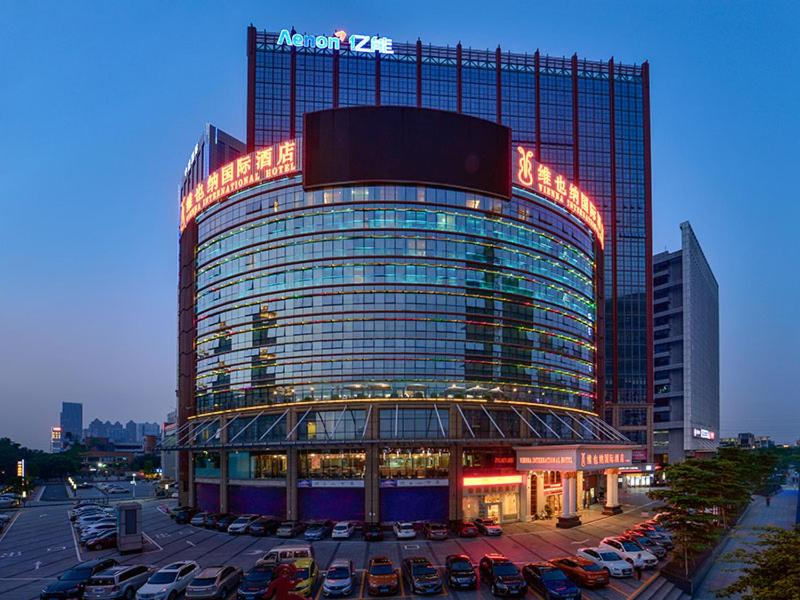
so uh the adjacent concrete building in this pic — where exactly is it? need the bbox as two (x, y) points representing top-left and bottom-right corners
(652, 222), (719, 465)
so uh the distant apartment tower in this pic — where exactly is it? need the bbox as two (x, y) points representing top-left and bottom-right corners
(50, 426), (63, 453)
(60, 402), (83, 443)
(652, 222), (719, 464)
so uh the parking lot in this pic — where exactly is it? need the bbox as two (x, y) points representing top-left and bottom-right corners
(0, 487), (664, 600)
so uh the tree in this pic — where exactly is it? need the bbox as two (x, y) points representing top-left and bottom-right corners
(717, 526), (800, 600)
(649, 461), (720, 577)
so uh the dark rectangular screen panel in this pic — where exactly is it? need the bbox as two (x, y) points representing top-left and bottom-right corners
(303, 106), (511, 199)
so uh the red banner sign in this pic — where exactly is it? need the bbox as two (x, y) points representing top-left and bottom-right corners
(180, 139), (299, 231)
(513, 146), (605, 248)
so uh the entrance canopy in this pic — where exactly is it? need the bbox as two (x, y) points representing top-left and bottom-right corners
(514, 444), (633, 472)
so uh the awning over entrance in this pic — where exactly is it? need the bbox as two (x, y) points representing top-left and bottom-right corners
(514, 444), (634, 472)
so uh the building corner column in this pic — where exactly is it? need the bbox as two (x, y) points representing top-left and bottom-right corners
(218, 416), (229, 513)
(576, 470), (584, 512)
(519, 471), (532, 522)
(285, 410), (298, 520)
(448, 445), (464, 527)
(534, 472), (545, 518)
(556, 472), (581, 528)
(364, 445), (380, 524)
(187, 452), (195, 507)
(603, 468), (623, 515)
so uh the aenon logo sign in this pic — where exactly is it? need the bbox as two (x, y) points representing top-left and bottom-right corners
(277, 28), (394, 54)
(514, 146), (605, 248)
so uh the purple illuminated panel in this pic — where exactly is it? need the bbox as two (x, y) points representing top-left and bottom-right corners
(195, 483), (219, 513)
(229, 485), (287, 517)
(298, 488), (365, 521)
(380, 486), (448, 522)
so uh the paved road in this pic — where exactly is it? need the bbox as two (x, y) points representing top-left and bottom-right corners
(694, 484), (799, 599)
(0, 491), (666, 600)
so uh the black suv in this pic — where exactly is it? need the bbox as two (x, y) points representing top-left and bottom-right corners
(445, 555), (477, 590)
(479, 554), (526, 597)
(401, 557), (442, 595)
(363, 523), (384, 541)
(40, 558), (118, 599)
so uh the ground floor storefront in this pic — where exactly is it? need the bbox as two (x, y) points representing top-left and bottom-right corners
(187, 443), (634, 528)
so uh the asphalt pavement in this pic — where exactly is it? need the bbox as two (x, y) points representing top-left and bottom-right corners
(0, 486), (664, 600)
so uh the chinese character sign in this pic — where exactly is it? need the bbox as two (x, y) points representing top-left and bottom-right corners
(513, 145), (605, 248)
(180, 139), (299, 232)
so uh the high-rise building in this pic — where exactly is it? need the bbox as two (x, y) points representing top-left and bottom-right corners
(174, 101), (638, 526)
(246, 27), (653, 459)
(652, 222), (719, 464)
(60, 402), (83, 443)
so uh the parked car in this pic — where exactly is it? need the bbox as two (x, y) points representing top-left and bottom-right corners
(77, 482), (94, 489)
(190, 512), (208, 527)
(402, 557), (442, 595)
(475, 518), (503, 536)
(522, 563), (581, 600)
(174, 507), (199, 525)
(203, 513), (225, 529)
(444, 554), (477, 590)
(136, 561), (200, 600)
(366, 557), (399, 596)
(332, 521), (357, 539)
(292, 558), (319, 597)
(237, 564), (275, 600)
(423, 523), (448, 540)
(228, 515), (259, 535)
(40, 558), (118, 600)
(186, 566), (243, 599)
(630, 525), (674, 549)
(549, 557), (609, 588)
(305, 520), (334, 541)
(83, 565), (155, 600)
(258, 545), (314, 566)
(599, 537), (657, 569)
(363, 524), (383, 541)
(215, 514), (237, 532)
(455, 521), (479, 537)
(85, 530), (118, 552)
(392, 522), (416, 539)
(622, 532), (667, 558)
(575, 547), (633, 578)
(479, 554), (526, 596)
(322, 559), (356, 597)
(248, 516), (281, 536)
(276, 520), (306, 538)
(81, 523), (116, 544)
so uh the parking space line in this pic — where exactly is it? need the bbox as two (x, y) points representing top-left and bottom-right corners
(69, 518), (82, 562)
(142, 532), (163, 552)
(0, 512), (21, 544)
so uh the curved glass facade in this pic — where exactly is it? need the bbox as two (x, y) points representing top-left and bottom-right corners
(192, 177), (598, 416)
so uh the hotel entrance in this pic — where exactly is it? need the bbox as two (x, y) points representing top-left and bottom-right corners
(462, 484), (520, 523)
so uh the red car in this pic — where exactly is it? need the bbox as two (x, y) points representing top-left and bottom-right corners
(456, 522), (479, 537)
(84, 530), (117, 551)
(549, 557), (609, 588)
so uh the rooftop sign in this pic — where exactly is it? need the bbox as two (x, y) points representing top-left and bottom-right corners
(277, 28), (394, 55)
(514, 145), (605, 248)
(179, 139), (298, 232)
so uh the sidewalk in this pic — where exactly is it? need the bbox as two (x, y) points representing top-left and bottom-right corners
(694, 484), (798, 599)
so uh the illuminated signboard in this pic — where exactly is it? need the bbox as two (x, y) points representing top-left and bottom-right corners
(463, 475), (524, 487)
(516, 445), (632, 472)
(277, 28), (393, 54)
(514, 145), (605, 248)
(693, 428), (716, 440)
(180, 139), (299, 231)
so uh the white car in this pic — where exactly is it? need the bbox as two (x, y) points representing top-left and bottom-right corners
(392, 522), (416, 539)
(227, 514), (258, 534)
(599, 537), (658, 568)
(331, 521), (356, 539)
(577, 547), (634, 577)
(136, 561), (200, 600)
(80, 523), (116, 543)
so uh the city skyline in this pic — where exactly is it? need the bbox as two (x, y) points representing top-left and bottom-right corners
(1, 1), (798, 450)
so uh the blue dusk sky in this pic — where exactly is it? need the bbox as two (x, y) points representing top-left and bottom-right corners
(0, 2), (798, 449)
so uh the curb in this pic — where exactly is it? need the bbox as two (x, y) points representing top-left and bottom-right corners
(626, 569), (663, 600)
